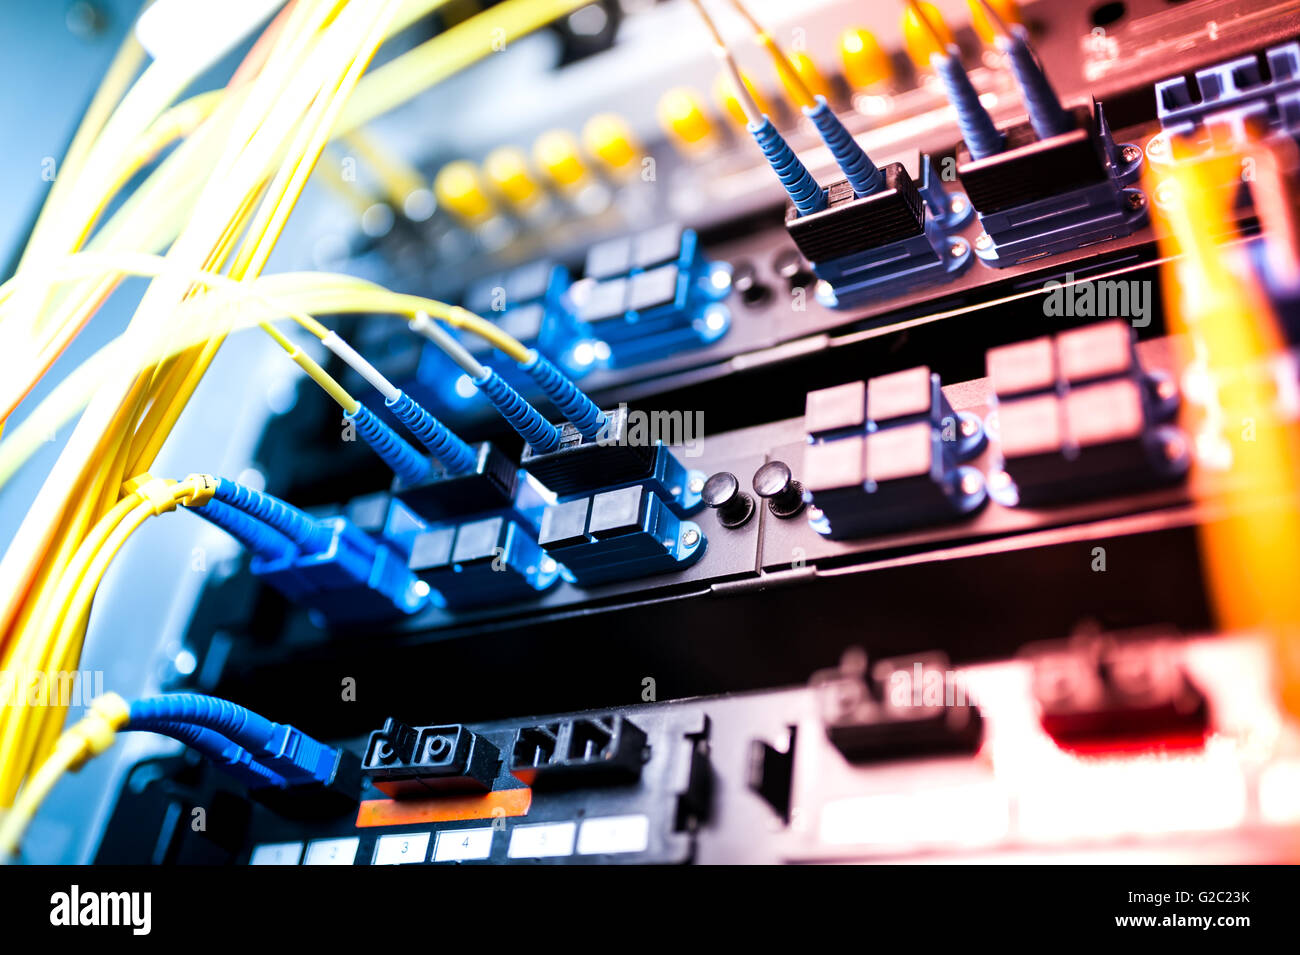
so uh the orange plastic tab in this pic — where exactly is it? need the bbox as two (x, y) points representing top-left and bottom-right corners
(355, 788), (532, 828)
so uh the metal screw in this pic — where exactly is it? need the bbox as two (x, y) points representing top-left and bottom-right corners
(1121, 144), (1142, 164)
(681, 528), (700, 547)
(975, 232), (993, 251)
(687, 475), (705, 495)
(1127, 191), (1147, 211)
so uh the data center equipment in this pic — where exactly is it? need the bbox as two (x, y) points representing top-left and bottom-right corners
(2, 0), (1300, 870)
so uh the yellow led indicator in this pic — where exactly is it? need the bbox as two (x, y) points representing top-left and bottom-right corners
(658, 87), (717, 151)
(433, 160), (493, 223)
(533, 129), (588, 188)
(968, 0), (1022, 45)
(903, 2), (954, 70)
(482, 146), (540, 206)
(582, 113), (641, 177)
(839, 28), (893, 89)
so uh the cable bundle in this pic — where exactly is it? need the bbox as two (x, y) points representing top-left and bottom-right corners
(0, 0), (599, 855)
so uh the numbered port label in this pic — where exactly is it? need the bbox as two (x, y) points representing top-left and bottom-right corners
(249, 842), (303, 865)
(507, 821), (576, 859)
(304, 837), (360, 866)
(373, 831), (431, 865)
(433, 827), (494, 862)
(577, 814), (650, 855)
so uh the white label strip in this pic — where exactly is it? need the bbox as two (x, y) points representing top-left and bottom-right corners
(507, 821), (576, 859)
(249, 841), (303, 865)
(577, 815), (650, 856)
(373, 831), (431, 865)
(433, 827), (495, 862)
(303, 837), (360, 866)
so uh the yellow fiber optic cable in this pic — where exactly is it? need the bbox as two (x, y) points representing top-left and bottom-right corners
(723, 0), (817, 110)
(1150, 148), (1300, 720)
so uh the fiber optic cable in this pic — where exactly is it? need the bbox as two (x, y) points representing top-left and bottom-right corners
(0, 694), (130, 859)
(520, 350), (606, 440)
(258, 320), (431, 484)
(1, 691), (341, 858)
(1151, 147), (1300, 720)
(185, 498), (297, 562)
(687, 0), (826, 215)
(973, 0), (1072, 140)
(724, 0), (883, 198)
(127, 693), (342, 786)
(342, 128), (435, 220)
(906, 0), (1004, 159)
(0, 0), (610, 817)
(320, 328), (477, 474)
(134, 720), (288, 790)
(410, 313), (561, 453)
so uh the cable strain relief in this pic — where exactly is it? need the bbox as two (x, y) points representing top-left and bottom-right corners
(476, 369), (562, 454)
(803, 95), (883, 198)
(347, 404), (433, 487)
(748, 116), (827, 216)
(385, 392), (477, 475)
(520, 352), (606, 441)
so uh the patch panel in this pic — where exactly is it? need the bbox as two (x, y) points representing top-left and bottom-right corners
(96, 635), (1296, 865)
(194, 329), (1203, 648)
(15, 0), (1300, 879)
(1156, 42), (1300, 145)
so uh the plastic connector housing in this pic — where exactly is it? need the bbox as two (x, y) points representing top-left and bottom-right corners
(538, 484), (705, 586)
(362, 718), (501, 797)
(567, 224), (731, 367)
(1023, 637), (1209, 752)
(784, 161), (972, 307)
(1155, 42), (1300, 144)
(812, 652), (984, 763)
(956, 103), (1145, 267)
(252, 748), (362, 820)
(391, 441), (518, 523)
(250, 516), (428, 624)
(802, 367), (987, 539)
(520, 406), (704, 516)
(985, 321), (1186, 507)
(408, 515), (559, 609)
(509, 715), (648, 790)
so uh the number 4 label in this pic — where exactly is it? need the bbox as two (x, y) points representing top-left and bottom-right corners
(433, 827), (495, 862)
